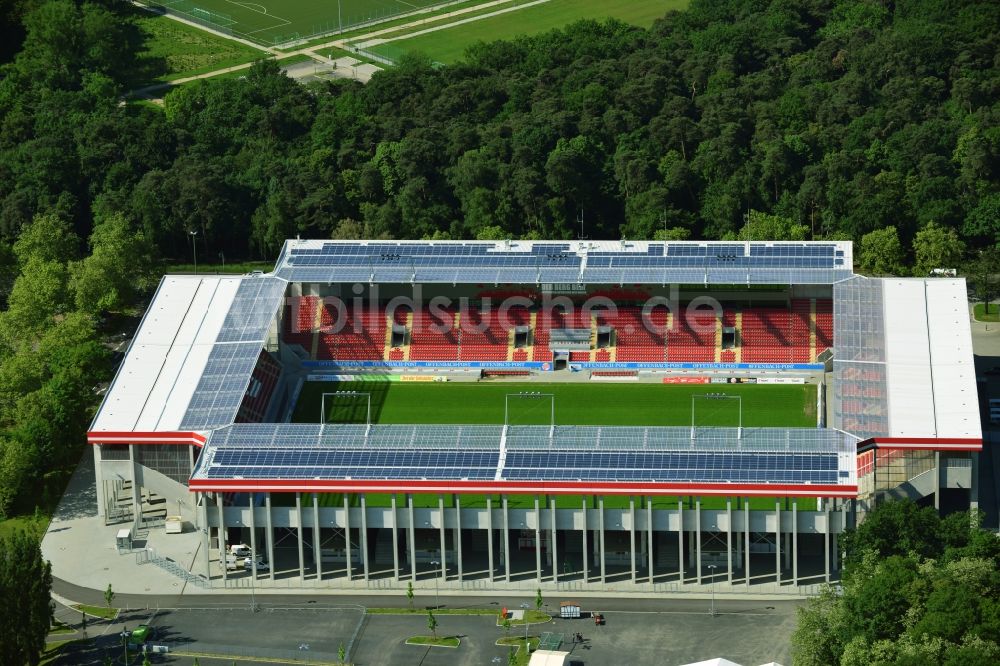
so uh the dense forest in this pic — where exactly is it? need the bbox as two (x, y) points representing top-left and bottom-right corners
(0, 0), (997, 515)
(1, 0), (999, 267)
(793, 501), (1000, 664)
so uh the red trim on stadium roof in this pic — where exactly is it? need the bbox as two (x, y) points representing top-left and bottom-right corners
(859, 437), (981, 451)
(87, 431), (207, 447)
(187, 478), (858, 498)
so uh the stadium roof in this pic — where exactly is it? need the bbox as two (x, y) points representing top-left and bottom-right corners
(188, 424), (859, 496)
(832, 277), (981, 447)
(273, 239), (854, 285)
(89, 274), (286, 436)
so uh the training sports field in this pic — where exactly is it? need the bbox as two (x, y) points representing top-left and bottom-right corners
(292, 380), (816, 427)
(150, 0), (443, 45)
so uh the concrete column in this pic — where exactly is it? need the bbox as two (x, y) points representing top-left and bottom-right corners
(265, 494), (275, 581)
(361, 495), (370, 581)
(934, 451), (941, 511)
(534, 496), (542, 581)
(407, 495), (417, 581)
(582, 498), (589, 583)
(677, 500), (684, 584)
(774, 500), (780, 585)
(296, 493), (305, 582)
(248, 494), (258, 584)
(129, 445), (142, 530)
(438, 495), (447, 580)
(629, 497), (637, 583)
(218, 495), (227, 583)
(744, 499), (750, 586)
(391, 494), (400, 582)
(970, 452), (980, 512)
(313, 494), (322, 580)
(647, 498), (654, 585)
(487, 497), (494, 582)
(550, 497), (558, 584)
(502, 495), (510, 583)
(598, 496), (606, 583)
(824, 506), (830, 584)
(343, 494), (352, 579)
(93, 446), (106, 518)
(200, 494), (211, 585)
(455, 495), (463, 582)
(832, 532), (839, 573)
(726, 497), (732, 585)
(695, 499), (702, 585)
(792, 499), (798, 586)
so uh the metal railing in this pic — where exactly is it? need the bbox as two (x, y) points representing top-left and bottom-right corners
(136, 548), (209, 588)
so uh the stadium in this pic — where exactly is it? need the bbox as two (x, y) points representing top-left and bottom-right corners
(86, 239), (982, 593)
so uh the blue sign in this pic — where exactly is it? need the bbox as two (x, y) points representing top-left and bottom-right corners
(302, 360), (548, 369)
(571, 361), (824, 371)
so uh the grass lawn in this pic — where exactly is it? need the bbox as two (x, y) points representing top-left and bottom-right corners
(293, 381), (816, 427)
(40, 639), (86, 666)
(49, 619), (75, 635)
(974, 303), (1000, 322)
(127, 6), (266, 84)
(73, 604), (118, 620)
(406, 635), (461, 647)
(500, 610), (550, 626)
(496, 636), (540, 666)
(366, 0), (689, 63)
(0, 514), (48, 541)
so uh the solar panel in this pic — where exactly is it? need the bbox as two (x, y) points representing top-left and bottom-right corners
(273, 240), (853, 285)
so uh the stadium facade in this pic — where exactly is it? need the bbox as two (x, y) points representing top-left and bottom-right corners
(87, 240), (981, 592)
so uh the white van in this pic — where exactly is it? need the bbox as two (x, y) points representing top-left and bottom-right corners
(229, 544), (251, 557)
(223, 554), (241, 571)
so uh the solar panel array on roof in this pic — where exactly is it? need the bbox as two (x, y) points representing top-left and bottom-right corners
(273, 241), (852, 284)
(191, 424), (857, 487)
(179, 276), (286, 430)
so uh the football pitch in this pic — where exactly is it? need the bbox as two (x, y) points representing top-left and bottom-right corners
(149, 0), (444, 45)
(292, 380), (816, 428)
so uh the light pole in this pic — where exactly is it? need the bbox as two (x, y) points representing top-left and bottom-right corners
(707, 564), (718, 616)
(189, 230), (198, 274)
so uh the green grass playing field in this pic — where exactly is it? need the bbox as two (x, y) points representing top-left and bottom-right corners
(152, 0), (443, 46)
(365, 0), (689, 63)
(292, 381), (816, 427)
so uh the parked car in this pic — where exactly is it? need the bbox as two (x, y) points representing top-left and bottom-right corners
(244, 558), (270, 572)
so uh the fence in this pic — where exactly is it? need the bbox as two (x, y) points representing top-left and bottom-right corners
(140, 1), (235, 37)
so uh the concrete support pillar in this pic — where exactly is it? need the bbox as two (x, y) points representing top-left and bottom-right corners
(487, 497), (494, 583)
(455, 495), (462, 582)
(598, 496), (606, 583)
(265, 494), (275, 581)
(129, 445), (142, 530)
(502, 495), (510, 583)
(407, 494), (417, 581)
(934, 451), (941, 511)
(295, 493), (305, 582)
(313, 494), (322, 580)
(248, 495), (258, 584)
(200, 494), (211, 585)
(534, 496), (542, 582)
(550, 497), (558, 584)
(582, 498), (589, 583)
(361, 495), (369, 581)
(726, 497), (733, 585)
(695, 499), (702, 585)
(743, 499), (750, 586)
(343, 494), (352, 579)
(647, 498), (654, 585)
(390, 495), (399, 582)
(824, 507), (830, 584)
(438, 495), (447, 580)
(792, 499), (798, 586)
(677, 501), (684, 584)
(629, 497), (637, 583)
(218, 495), (227, 583)
(774, 500), (781, 585)
(93, 446), (106, 518)
(832, 532), (839, 573)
